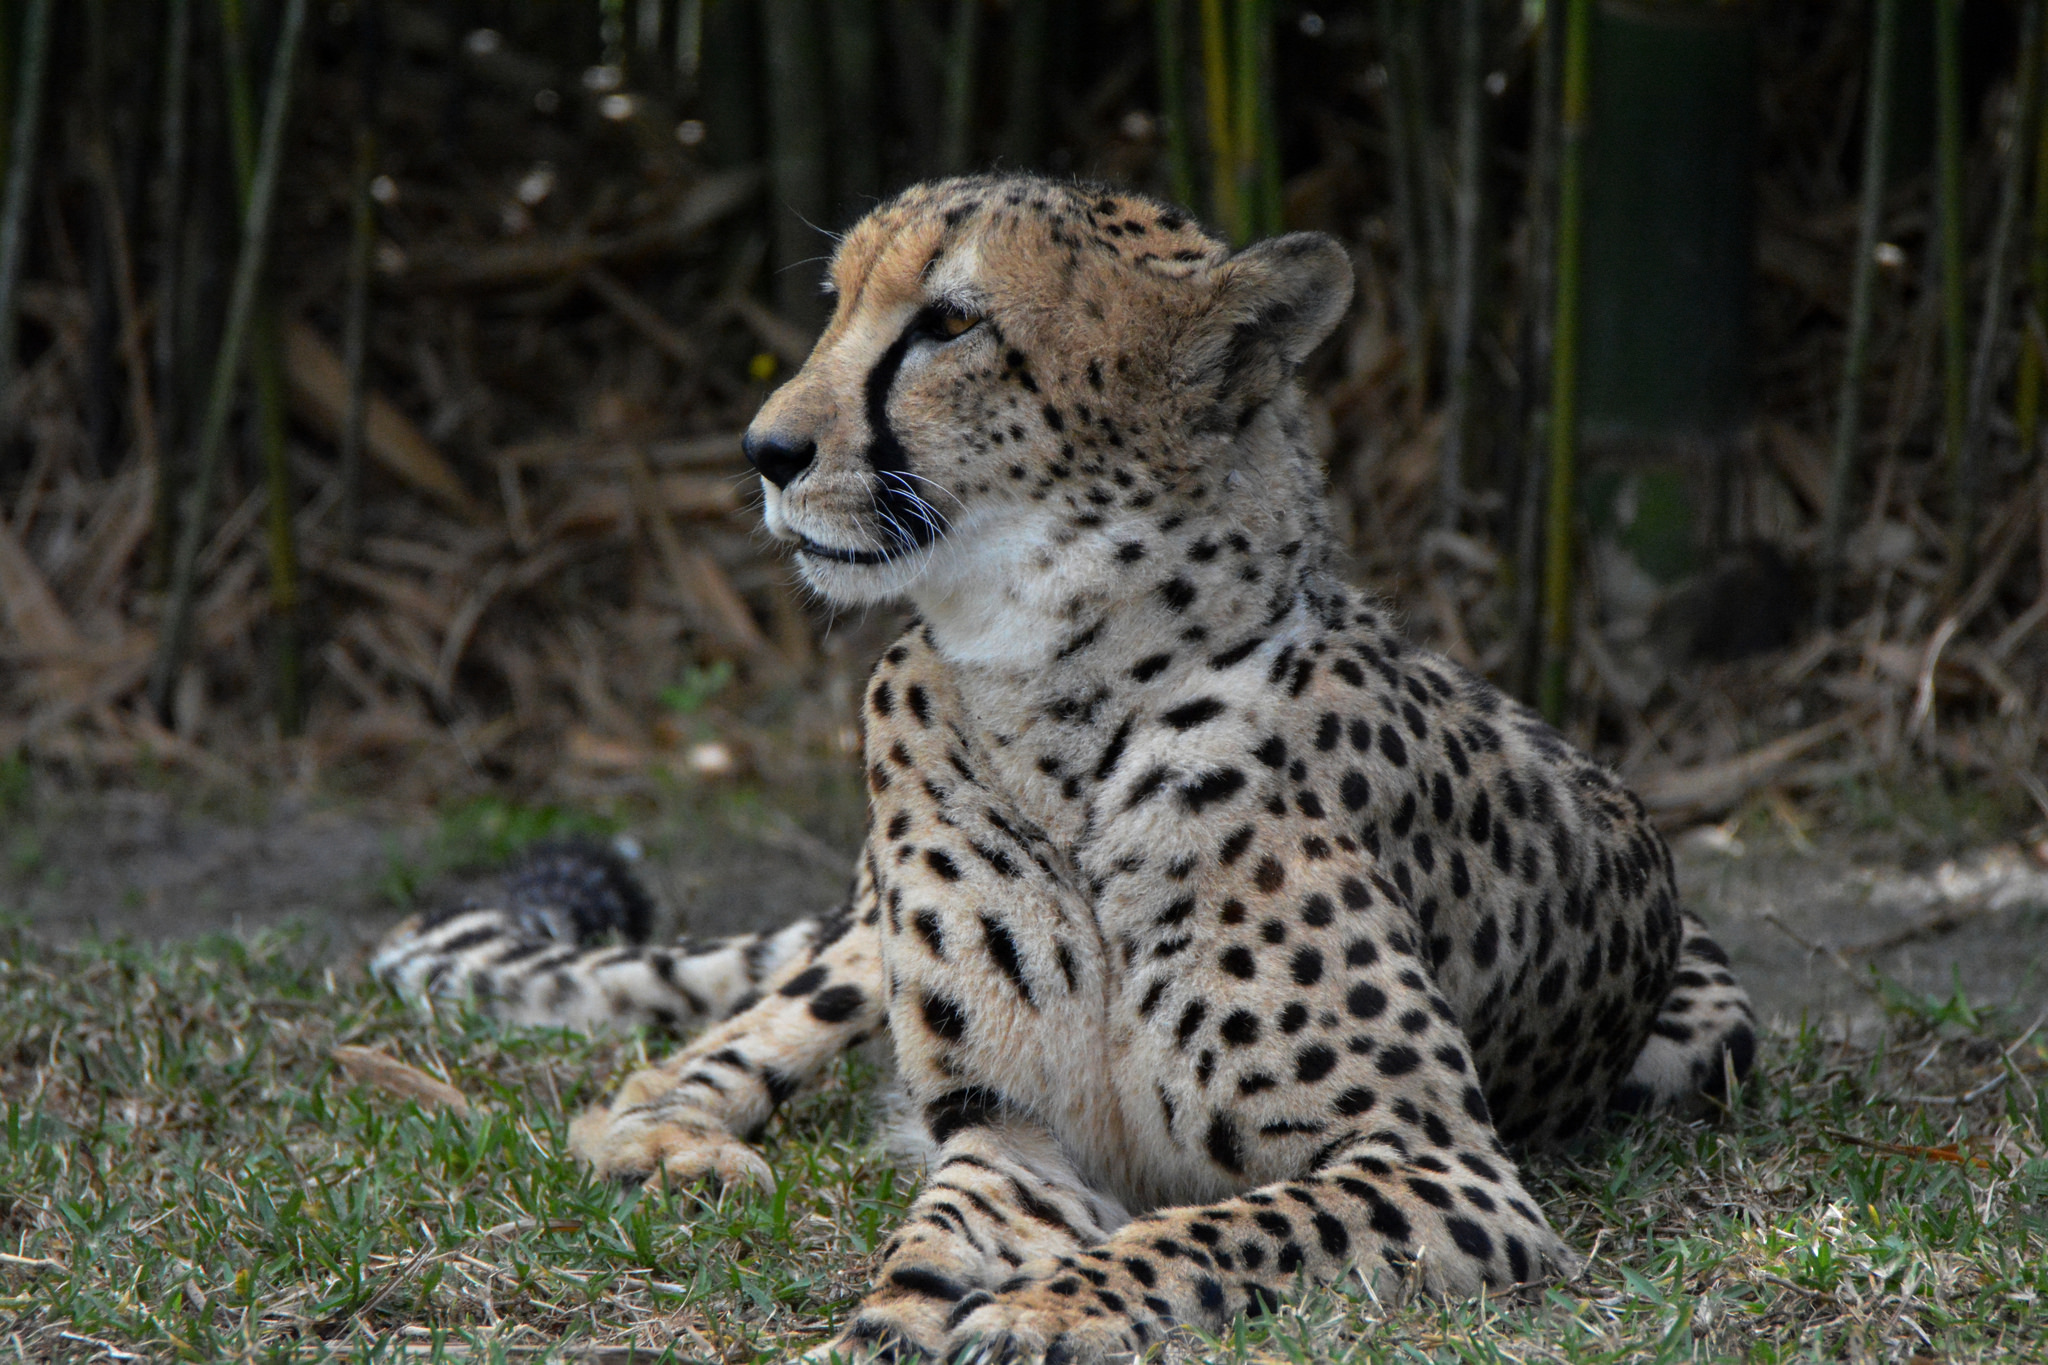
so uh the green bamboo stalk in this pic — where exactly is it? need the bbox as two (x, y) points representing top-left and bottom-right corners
(2020, 7), (2048, 463)
(1199, 0), (1240, 240)
(0, 0), (54, 429)
(1439, 0), (1485, 533)
(939, 0), (981, 174)
(222, 0), (303, 733)
(761, 0), (828, 323)
(1540, 0), (1593, 724)
(1956, 0), (2039, 585)
(1155, 0), (1196, 208)
(1002, 0), (1049, 170)
(1378, 0), (1427, 412)
(1232, 0), (1267, 238)
(1511, 1), (1561, 703)
(340, 0), (381, 554)
(1934, 0), (1969, 583)
(1817, 0), (1901, 627)
(149, 0), (308, 726)
(827, 0), (880, 210)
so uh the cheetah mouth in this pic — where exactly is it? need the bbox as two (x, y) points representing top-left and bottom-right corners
(796, 535), (894, 566)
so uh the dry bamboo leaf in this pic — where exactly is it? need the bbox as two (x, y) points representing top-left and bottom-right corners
(331, 1045), (472, 1115)
(282, 320), (487, 522)
(0, 514), (83, 654)
(1635, 712), (1863, 821)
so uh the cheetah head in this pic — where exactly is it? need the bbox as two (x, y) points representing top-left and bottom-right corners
(743, 175), (1352, 634)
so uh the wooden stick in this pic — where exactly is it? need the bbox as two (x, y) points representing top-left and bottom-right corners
(1155, 0), (1196, 209)
(1199, 0), (1238, 240)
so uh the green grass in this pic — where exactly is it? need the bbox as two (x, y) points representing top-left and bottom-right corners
(2, 924), (2043, 1363)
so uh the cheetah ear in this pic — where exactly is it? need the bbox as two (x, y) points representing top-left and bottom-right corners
(1177, 233), (1354, 390)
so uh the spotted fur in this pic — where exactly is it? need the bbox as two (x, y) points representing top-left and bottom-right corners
(381, 175), (1756, 1362)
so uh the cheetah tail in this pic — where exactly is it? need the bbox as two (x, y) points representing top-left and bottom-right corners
(368, 839), (834, 1033)
(1612, 913), (1759, 1119)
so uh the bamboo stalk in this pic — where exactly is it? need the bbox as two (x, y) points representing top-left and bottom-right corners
(827, 0), (880, 211)
(1934, 0), (1969, 583)
(1540, 0), (1593, 724)
(0, 0), (54, 430)
(1512, 4), (1561, 703)
(1155, 0), (1196, 208)
(1817, 0), (1901, 626)
(1378, 0), (1427, 414)
(939, 0), (982, 175)
(149, 0), (308, 725)
(221, 0), (304, 733)
(1956, 0), (2039, 589)
(2022, 8), (2048, 463)
(340, 0), (381, 552)
(1002, 0), (1049, 171)
(1439, 0), (1485, 534)
(148, 0), (194, 590)
(1232, 0), (1268, 238)
(1199, 0), (1239, 240)
(761, 0), (828, 324)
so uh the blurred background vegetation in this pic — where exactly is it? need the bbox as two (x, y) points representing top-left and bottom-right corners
(0, 0), (2043, 840)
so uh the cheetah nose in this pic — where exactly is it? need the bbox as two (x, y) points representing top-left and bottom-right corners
(742, 430), (816, 489)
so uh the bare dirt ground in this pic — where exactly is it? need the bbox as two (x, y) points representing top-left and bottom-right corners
(5, 768), (2046, 1039)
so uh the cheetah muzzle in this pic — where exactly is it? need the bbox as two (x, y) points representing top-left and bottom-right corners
(374, 174), (1758, 1363)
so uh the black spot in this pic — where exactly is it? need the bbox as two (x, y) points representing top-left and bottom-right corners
(1131, 653), (1174, 682)
(1219, 946), (1257, 978)
(1219, 1010), (1261, 1045)
(809, 984), (866, 1023)
(906, 685), (931, 725)
(925, 849), (962, 881)
(1376, 1045), (1421, 1076)
(1445, 1216), (1494, 1262)
(1253, 736), (1288, 767)
(778, 965), (829, 997)
(1346, 982), (1388, 1018)
(981, 915), (1036, 1004)
(1176, 1000), (1208, 1045)
(1294, 1046), (1337, 1083)
(1163, 697), (1228, 731)
(1184, 769), (1247, 812)
(1219, 827), (1256, 863)
(890, 1266), (968, 1301)
(1254, 857), (1286, 893)
(1160, 577), (1197, 612)
(1290, 946), (1325, 985)
(1205, 1114), (1245, 1172)
(921, 992), (968, 1040)
(1333, 1086), (1376, 1116)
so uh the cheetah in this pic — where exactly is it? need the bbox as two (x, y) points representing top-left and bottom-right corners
(373, 174), (1757, 1362)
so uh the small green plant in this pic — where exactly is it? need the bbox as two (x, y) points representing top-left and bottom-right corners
(659, 659), (735, 716)
(0, 753), (29, 815)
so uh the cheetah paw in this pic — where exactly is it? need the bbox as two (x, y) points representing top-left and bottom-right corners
(567, 1069), (771, 1189)
(943, 1290), (1140, 1365)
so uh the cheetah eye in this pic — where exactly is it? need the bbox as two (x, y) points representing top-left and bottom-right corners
(919, 302), (983, 342)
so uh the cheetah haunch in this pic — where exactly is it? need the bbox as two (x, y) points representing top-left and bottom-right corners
(373, 175), (1757, 1362)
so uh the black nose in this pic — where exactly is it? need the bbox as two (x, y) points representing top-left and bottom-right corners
(742, 431), (816, 489)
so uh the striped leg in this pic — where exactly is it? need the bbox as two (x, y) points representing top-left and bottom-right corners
(568, 850), (888, 1188)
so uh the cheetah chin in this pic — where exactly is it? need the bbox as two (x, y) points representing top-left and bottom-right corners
(375, 174), (1758, 1364)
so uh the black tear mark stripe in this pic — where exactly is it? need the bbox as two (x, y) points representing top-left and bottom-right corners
(863, 310), (957, 553)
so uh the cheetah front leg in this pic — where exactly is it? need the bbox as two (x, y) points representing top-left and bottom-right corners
(570, 852), (887, 1188)
(938, 1127), (1574, 1364)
